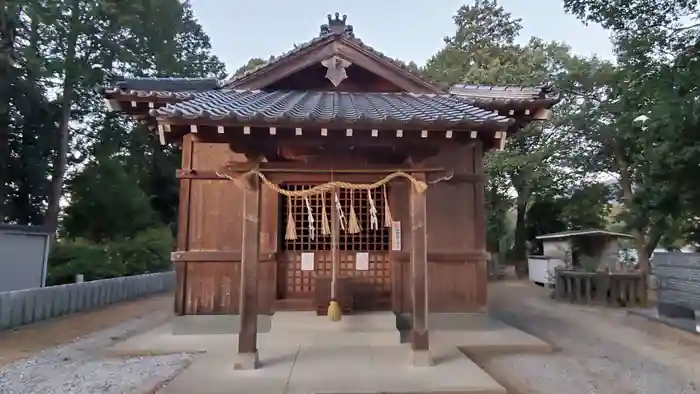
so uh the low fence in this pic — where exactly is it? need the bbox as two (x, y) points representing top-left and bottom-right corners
(0, 271), (175, 330)
(554, 269), (647, 307)
(653, 252), (700, 319)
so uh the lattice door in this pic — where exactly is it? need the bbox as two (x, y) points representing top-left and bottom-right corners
(278, 184), (391, 309)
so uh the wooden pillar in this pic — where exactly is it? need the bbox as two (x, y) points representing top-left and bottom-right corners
(234, 174), (261, 370)
(409, 172), (431, 366)
(174, 133), (196, 316)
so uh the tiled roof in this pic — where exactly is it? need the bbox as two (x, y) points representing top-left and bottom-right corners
(449, 84), (561, 106)
(149, 90), (513, 129)
(101, 77), (221, 100)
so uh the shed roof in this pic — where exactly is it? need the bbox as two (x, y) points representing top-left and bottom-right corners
(536, 229), (634, 240)
(0, 224), (52, 235)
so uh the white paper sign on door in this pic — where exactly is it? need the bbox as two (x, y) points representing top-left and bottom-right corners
(391, 221), (402, 251)
(301, 252), (315, 271)
(356, 252), (369, 271)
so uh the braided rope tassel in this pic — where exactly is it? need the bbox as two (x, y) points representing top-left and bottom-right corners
(347, 189), (361, 234)
(383, 184), (393, 227)
(285, 196), (297, 240)
(320, 192), (331, 236)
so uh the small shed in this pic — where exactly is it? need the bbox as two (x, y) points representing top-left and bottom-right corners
(0, 224), (52, 292)
(534, 229), (634, 273)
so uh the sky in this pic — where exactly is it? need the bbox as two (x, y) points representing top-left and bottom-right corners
(188, 0), (615, 75)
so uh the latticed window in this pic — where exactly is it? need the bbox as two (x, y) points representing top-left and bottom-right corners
(280, 184), (390, 252)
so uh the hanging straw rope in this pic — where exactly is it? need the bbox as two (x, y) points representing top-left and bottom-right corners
(320, 193), (331, 236)
(347, 189), (361, 234)
(383, 184), (393, 227)
(285, 196), (296, 240)
(215, 169), (428, 196)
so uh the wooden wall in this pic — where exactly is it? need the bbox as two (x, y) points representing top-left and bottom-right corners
(391, 142), (488, 313)
(173, 135), (488, 316)
(174, 135), (278, 315)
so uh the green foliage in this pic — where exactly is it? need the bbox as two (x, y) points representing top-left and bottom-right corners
(562, 0), (700, 262)
(62, 156), (160, 242)
(47, 226), (174, 285)
(3, 0), (225, 281)
(233, 58), (266, 76)
(424, 1), (577, 273)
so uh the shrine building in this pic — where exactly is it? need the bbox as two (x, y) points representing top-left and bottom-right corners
(101, 13), (560, 368)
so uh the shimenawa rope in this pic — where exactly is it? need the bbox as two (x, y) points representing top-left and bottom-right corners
(215, 169), (428, 195)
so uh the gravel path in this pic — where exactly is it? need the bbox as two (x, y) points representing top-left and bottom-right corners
(481, 281), (700, 394)
(0, 299), (193, 394)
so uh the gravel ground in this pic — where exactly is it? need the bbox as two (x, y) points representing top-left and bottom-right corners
(482, 281), (700, 394)
(0, 305), (193, 394)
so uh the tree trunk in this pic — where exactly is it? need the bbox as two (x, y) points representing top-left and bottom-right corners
(45, 0), (79, 232)
(0, 3), (21, 221)
(513, 193), (529, 278)
(613, 144), (651, 273)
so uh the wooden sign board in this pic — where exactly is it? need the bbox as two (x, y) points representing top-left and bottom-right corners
(391, 221), (402, 251)
(301, 252), (315, 271)
(356, 252), (369, 271)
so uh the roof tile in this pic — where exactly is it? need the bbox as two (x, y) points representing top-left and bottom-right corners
(449, 84), (561, 105)
(150, 90), (513, 129)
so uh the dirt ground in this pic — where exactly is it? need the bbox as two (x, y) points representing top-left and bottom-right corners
(0, 295), (173, 367)
(480, 280), (700, 394)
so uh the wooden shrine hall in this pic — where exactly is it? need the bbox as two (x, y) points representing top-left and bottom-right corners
(101, 13), (560, 368)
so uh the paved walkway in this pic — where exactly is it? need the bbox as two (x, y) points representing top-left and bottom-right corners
(9, 282), (698, 394)
(109, 311), (551, 394)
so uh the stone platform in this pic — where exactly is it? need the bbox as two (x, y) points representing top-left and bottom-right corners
(108, 312), (551, 394)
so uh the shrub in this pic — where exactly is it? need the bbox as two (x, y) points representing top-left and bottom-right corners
(47, 226), (174, 285)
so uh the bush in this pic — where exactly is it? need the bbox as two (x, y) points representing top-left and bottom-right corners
(47, 226), (174, 285)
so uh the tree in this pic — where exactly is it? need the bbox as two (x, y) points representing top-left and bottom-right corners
(6, 0), (225, 281)
(233, 57), (266, 77)
(425, 1), (574, 276)
(562, 0), (700, 270)
(62, 156), (159, 242)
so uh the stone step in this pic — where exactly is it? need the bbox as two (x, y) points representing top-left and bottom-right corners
(270, 311), (398, 332)
(259, 330), (402, 347)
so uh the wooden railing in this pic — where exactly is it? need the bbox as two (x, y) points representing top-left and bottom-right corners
(554, 270), (647, 307)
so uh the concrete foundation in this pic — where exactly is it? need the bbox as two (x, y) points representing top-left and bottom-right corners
(410, 349), (433, 367)
(172, 315), (273, 335)
(233, 351), (259, 370)
(107, 311), (552, 394)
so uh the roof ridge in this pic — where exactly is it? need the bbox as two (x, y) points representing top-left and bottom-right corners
(221, 30), (441, 91)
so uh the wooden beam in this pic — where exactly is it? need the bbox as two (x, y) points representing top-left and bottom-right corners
(532, 108), (552, 120)
(176, 165), (446, 179)
(409, 171), (431, 366)
(235, 167), (262, 370)
(170, 250), (276, 262)
(152, 116), (511, 133)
